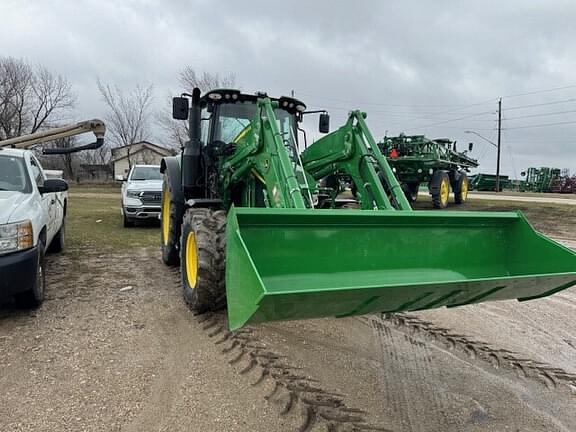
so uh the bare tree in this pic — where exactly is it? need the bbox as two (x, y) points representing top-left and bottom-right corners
(158, 68), (237, 148)
(178, 68), (236, 93)
(97, 79), (154, 168)
(0, 57), (76, 140)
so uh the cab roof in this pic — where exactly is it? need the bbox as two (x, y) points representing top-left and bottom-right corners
(0, 147), (28, 158)
(199, 89), (307, 115)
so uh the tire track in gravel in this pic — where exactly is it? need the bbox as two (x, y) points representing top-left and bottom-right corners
(377, 313), (576, 396)
(370, 318), (460, 432)
(364, 314), (576, 431)
(195, 311), (392, 432)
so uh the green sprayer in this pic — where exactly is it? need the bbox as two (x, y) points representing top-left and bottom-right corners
(379, 134), (479, 208)
(160, 88), (576, 330)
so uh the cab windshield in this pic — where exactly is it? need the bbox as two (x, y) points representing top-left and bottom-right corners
(0, 155), (31, 193)
(214, 102), (297, 150)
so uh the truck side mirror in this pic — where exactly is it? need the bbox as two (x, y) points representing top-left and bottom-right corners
(172, 97), (189, 120)
(319, 113), (330, 134)
(39, 178), (68, 194)
(468, 142), (473, 151)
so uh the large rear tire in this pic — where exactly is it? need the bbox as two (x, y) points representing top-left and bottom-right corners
(161, 173), (184, 266)
(430, 171), (450, 209)
(180, 208), (226, 313)
(454, 173), (469, 204)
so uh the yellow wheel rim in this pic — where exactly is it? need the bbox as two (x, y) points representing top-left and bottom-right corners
(185, 232), (198, 288)
(461, 177), (469, 201)
(161, 187), (170, 246)
(440, 178), (450, 205)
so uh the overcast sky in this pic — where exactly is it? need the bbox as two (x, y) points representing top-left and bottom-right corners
(1, 0), (575, 177)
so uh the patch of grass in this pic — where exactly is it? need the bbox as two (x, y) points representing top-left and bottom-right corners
(66, 193), (159, 251)
(69, 184), (121, 195)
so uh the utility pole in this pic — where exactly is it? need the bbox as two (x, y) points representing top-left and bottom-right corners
(496, 98), (502, 192)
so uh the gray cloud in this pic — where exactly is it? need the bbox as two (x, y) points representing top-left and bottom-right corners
(1, 0), (575, 177)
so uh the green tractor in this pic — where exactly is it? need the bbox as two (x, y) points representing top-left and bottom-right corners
(379, 134), (479, 209)
(160, 88), (576, 330)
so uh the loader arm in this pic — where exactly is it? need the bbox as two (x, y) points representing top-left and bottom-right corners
(301, 111), (411, 210)
(0, 119), (106, 154)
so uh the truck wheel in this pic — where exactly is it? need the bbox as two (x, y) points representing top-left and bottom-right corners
(430, 171), (450, 209)
(180, 208), (226, 313)
(123, 213), (135, 228)
(161, 174), (184, 266)
(15, 240), (46, 308)
(454, 173), (469, 204)
(49, 219), (65, 253)
(402, 182), (419, 203)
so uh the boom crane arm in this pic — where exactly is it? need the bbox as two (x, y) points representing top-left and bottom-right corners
(0, 119), (106, 154)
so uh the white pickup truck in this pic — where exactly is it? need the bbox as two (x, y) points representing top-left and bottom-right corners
(119, 165), (163, 227)
(0, 148), (68, 307)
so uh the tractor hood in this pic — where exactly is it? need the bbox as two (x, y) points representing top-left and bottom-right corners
(0, 191), (33, 225)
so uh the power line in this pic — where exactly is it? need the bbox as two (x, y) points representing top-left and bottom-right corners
(411, 110), (495, 128)
(503, 119), (576, 130)
(502, 108), (576, 121)
(504, 98), (576, 111)
(502, 84), (576, 99)
(297, 91), (496, 109)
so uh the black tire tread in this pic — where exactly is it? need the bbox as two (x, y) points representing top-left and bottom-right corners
(430, 171), (450, 209)
(15, 240), (45, 308)
(161, 174), (184, 266)
(181, 208), (226, 312)
(454, 172), (468, 205)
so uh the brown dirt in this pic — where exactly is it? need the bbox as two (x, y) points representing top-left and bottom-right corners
(0, 250), (300, 431)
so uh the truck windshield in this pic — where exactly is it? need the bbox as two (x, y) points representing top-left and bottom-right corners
(130, 166), (162, 181)
(0, 155), (31, 193)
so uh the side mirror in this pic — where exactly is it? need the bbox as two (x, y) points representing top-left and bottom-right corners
(521, 171), (526, 177)
(468, 142), (473, 151)
(172, 97), (189, 120)
(39, 178), (68, 194)
(319, 113), (330, 134)
(115, 175), (125, 182)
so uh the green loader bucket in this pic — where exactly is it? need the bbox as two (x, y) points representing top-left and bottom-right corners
(225, 207), (576, 330)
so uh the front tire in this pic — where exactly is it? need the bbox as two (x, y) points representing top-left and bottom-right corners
(161, 174), (184, 266)
(430, 171), (450, 209)
(15, 240), (46, 308)
(180, 208), (226, 313)
(123, 212), (134, 228)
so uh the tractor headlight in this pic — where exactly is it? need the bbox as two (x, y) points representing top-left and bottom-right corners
(0, 220), (33, 255)
(126, 190), (141, 199)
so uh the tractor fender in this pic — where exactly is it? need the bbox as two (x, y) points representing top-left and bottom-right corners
(160, 156), (184, 204)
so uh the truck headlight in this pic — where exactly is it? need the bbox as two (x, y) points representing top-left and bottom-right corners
(0, 220), (33, 255)
(126, 190), (141, 199)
